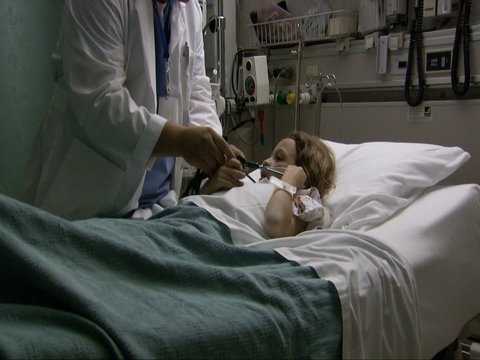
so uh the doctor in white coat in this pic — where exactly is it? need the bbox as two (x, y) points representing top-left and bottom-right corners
(24, 0), (235, 220)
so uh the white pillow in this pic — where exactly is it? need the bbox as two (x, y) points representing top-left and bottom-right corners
(323, 140), (471, 231)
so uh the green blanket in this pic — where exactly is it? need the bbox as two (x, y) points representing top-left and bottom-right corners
(0, 194), (341, 359)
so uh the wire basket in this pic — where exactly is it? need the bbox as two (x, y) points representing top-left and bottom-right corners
(248, 10), (358, 48)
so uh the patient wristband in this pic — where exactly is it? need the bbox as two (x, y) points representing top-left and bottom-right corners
(269, 177), (297, 197)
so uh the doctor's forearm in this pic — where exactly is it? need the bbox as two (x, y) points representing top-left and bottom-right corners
(152, 122), (185, 157)
(152, 122), (219, 158)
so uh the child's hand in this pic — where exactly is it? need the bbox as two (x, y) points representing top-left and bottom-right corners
(199, 158), (246, 195)
(281, 165), (307, 189)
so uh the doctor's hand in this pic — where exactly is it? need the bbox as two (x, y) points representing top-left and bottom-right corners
(199, 157), (246, 195)
(154, 122), (235, 175)
(228, 144), (245, 162)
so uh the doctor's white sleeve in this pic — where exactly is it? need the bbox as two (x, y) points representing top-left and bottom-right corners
(60, 0), (164, 170)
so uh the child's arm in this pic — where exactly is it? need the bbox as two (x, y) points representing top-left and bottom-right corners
(264, 165), (307, 238)
(199, 158), (246, 195)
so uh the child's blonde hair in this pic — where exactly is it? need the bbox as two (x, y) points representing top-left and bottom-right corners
(288, 131), (336, 197)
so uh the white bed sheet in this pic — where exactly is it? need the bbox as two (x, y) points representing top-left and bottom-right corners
(183, 182), (480, 359)
(258, 229), (422, 359)
(184, 184), (422, 359)
(368, 184), (480, 359)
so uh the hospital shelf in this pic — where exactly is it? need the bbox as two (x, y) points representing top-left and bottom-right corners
(248, 10), (358, 48)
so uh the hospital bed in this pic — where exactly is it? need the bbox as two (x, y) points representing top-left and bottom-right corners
(369, 183), (480, 359)
(0, 140), (479, 359)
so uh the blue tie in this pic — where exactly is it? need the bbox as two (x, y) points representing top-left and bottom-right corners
(152, 0), (172, 97)
(138, 0), (175, 209)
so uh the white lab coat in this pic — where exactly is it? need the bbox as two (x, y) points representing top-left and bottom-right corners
(23, 0), (221, 220)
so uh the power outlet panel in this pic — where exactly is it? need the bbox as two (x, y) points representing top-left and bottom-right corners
(390, 54), (409, 75)
(425, 48), (452, 74)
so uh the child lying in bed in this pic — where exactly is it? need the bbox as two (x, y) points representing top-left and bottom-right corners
(197, 131), (336, 238)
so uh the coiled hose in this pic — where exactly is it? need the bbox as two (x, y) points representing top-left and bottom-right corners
(405, 0), (425, 107)
(451, 0), (472, 96)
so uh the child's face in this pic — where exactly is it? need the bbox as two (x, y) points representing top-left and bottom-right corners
(261, 138), (297, 178)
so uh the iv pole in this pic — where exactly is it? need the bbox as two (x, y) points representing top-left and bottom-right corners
(294, 33), (304, 131)
(216, 0), (226, 98)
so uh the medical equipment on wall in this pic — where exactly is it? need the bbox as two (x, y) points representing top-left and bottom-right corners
(327, 11), (358, 37)
(248, 9), (357, 47)
(311, 74), (344, 137)
(242, 55), (270, 106)
(359, 0), (407, 35)
(221, 48), (262, 146)
(386, 0), (408, 23)
(404, 0), (471, 106)
(405, 0), (426, 106)
(358, 0), (385, 34)
(233, 3), (358, 146)
(451, 0), (472, 96)
(423, 0), (437, 17)
(423, 0), (459, 17)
